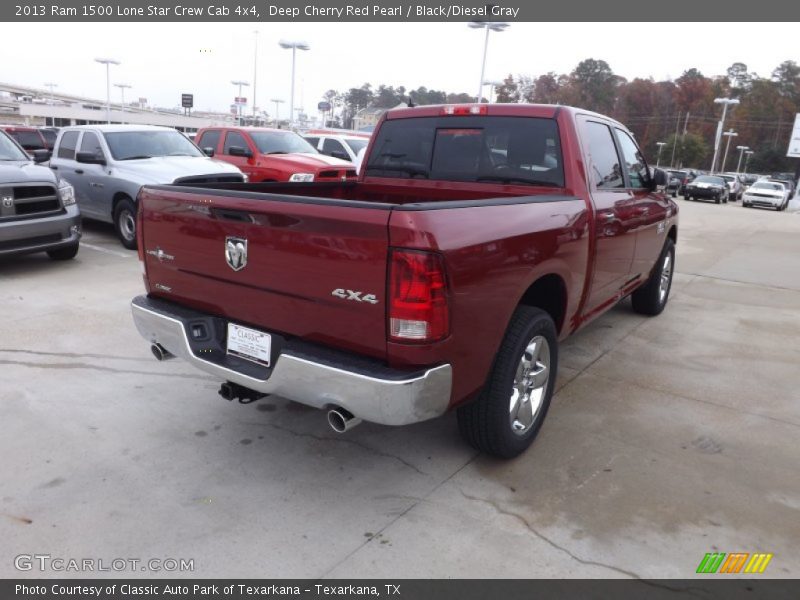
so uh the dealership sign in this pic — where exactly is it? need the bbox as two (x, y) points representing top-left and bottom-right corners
(787, 113), (800, 157)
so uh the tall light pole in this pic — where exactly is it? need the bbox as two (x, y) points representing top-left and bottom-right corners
(468, 21), (508, 102)
(270, 98), (285, 126)
(655, 141), (667, 167)
(43, 82), (58, 103)
(710, 97), (739, 174)
(231, 80), (250, 125)
(278, 40), (310, 128)
(95, 58), (120, 124)
(734, 145), (749, 174)
(743, 150), (754, 174)
(720, 129), (738, 173)
(252, 31), (259, 121)
(114, 83), (131, 120)
(482, 79), (503, 103)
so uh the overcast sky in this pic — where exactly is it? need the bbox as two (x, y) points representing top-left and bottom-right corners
(2, 22), (796, 115)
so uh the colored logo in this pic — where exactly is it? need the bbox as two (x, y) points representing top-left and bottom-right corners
(696, 552), (773, 574)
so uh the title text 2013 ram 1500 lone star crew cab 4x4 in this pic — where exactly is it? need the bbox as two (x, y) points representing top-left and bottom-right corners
(131, 104), (677, 458)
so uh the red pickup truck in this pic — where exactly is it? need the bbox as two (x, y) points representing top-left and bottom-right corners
(194, 126), (356, 183)
(131, 104), (677, 458)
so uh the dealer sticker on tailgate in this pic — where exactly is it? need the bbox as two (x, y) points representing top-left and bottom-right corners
(226, 323), (271, 367)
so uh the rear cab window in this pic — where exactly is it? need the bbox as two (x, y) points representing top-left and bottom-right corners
(364, 116), (564, 187)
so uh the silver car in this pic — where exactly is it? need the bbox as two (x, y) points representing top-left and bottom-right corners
(0, 130), (81, 260)
(49, 125), (245, 248)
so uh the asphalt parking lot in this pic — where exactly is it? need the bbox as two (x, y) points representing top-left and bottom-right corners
(1, 199), (799, 579)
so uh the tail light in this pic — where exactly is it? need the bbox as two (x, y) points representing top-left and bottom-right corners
(441, 105), (488, 116)
(388, 249), (450, 343)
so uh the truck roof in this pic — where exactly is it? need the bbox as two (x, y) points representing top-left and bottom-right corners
(384, 103), (630, 133)
(59, 124), (178, 133)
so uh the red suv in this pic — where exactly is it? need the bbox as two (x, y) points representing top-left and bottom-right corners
(0, 126), (48, 157)
(194, 127), (356, 183)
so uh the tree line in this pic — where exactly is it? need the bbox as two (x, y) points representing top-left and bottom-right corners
(324, 59), (800, 174)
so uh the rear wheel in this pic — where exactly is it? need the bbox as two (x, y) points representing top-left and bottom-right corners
(113, 197), (137, 250)
(46, 243), (79, 261)
(632, 238), (675, 316)
(457, 306), (558, 459)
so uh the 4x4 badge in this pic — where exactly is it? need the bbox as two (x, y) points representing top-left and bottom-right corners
(225, 236), (248, 271)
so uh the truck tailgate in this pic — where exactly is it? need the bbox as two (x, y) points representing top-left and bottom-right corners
(138, 187), (391, 359)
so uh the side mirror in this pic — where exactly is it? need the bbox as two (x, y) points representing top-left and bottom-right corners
(202, 147), (215, 157)
(32, 149), (51, 163)
(75, 151), (106, 165)
(330, 150), (350, 161)
(651, 168), (668, 190)
(228, 146), (252, 158)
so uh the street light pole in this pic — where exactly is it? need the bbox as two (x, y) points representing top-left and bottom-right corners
(710, 97), (739, 174)
(468, 22), (509, 102)
(231, 80), (250, 125)
(252, 31), (259, 121)
(43, 82), (58, 103)
(743, 150), (754, 174)
(270, 98), (285, 126)
(279, 40), (310, 129)
(482, 80), (503, 103)
(114, 83), (131, 120)
(735, 145), (748, 174)
(720, 129), (738, 173)
(655, 141), (666, 167)
(95, 58), (120, 124)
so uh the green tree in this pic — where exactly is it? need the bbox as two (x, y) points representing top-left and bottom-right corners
(659, 133), (708, 169)
(569, 59), (621, 113)
(495, 74), (519, 103)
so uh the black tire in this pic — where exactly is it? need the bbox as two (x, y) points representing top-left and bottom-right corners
(715, 197), (721, 204)
(113, 196), (138, 250)
(46, 243), (79, 261)
(457, 306), (558, 459)
(632, 238), (675, 316)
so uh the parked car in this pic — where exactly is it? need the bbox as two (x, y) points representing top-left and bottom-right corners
(665, 169), (688, 198)
(0, 130), (81, 260)
(38, 127), (59, 151)
(684, 175), (729, 203)
(195, 126), (356, 183)
(131, 103), (678, 459)
(49, 125), (245, 249)
(303, 133), (371, 162)
(0, 126), (49, 158)
(743, 181), (790, 211)
(766, 177), (795, 199)
(719, 174), (744, 201)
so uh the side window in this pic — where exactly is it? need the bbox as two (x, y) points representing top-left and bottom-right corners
(79, 132), (104, 159)
(322, 138), (347, 156)
(223, 131), (249, 154)
(57, 131), (80, 159)
(305, 136), (319, 148)
(197, 130), (220, 152)
(585, 122), (624, 189)
(615, 129), (649, 189)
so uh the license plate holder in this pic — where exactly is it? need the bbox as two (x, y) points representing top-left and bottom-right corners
(226, 323), (271, 367)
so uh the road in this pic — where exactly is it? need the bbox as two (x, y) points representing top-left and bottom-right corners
(1, 200), (798, 579)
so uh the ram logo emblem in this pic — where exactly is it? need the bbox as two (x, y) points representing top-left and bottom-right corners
(225, 236), (248, 271)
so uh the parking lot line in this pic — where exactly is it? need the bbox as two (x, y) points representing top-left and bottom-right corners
(80, 242), (132, 258)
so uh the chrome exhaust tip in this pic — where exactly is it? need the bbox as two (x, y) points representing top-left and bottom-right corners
(151, 343), (173, 361)
(327, 407), (362, 433)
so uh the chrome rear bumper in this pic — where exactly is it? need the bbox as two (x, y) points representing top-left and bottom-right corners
(130, 296), (452, 426)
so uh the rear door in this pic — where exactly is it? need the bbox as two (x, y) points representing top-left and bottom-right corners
(51, 131), (97, 215)
(140, 189), (392, 359)
(578, 117), (638, 313)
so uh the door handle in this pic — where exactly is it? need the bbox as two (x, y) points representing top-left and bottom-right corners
(74, 169), (84, 174)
